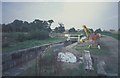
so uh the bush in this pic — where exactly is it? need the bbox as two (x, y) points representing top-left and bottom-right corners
(29, 30), (49, 40)
(2, 33), (12, 48)
(16, 33), (31, 42)
(16, 33), (25, 42)
(95, 28), (102, 33)
(2, 30), (50, 48)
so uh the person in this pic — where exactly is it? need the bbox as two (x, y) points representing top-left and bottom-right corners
(97, 43), (101, 49)
(90, 33), (97, 47)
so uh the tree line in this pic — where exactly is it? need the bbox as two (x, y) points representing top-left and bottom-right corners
(2, 19), (54, 48)
(2, 19), (53, 32)
(2, 19), (103, 48)
(2, 19), (103, 33)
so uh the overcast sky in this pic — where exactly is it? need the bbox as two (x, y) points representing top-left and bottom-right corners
(2, 2), (118, 30)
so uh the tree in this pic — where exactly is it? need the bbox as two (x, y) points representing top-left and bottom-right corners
(2, 19), (54, 32)
(2, 24), (7, 32)
(68, 27), (76, 32)
(54, 23), (65, 33)
(22, 21), (29, 32)
(48, 19), (54, 26)
(28, 19), (52, 32)
(31, 19), (44, 30)
(58, 25), (65, 33)
(12, 19), (23, 32)
(118, 28), (120, 31)
(42, 21), (52, 32)
(89, 28), (94, 33)
(54, 27), (59, 33)
(95, 28), (102, 33)
(13, 19), (23, 27)
(58, 23), (65, 33)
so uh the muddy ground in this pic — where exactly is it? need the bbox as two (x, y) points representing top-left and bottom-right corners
(38, 35), (118, 76)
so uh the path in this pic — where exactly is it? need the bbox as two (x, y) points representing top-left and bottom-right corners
(99, 36), (118, 76)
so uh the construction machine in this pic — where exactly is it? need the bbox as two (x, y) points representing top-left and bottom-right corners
(80, 25), (92, 42)
(80, 25), (101, 49)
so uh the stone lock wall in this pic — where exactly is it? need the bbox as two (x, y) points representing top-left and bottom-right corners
(2, 41), (63, 72)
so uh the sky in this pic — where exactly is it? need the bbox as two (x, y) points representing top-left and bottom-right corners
(1, 1), (119, 30)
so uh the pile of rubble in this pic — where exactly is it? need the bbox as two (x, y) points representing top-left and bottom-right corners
(57, 52), (77, 63)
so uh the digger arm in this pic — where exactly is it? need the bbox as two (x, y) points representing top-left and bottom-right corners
(82, 25), (91, 40)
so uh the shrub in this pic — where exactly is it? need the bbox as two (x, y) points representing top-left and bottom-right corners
(2, 34), (11, 48)
(29, 30), (49, 40)
(15, 33), (31, 42)
(2, 29), (50, 48)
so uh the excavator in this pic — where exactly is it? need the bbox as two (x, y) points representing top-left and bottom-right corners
(80, 25), (101, 49)
(80, 25), (92, 42)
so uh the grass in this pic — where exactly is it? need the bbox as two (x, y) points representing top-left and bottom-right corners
(62, 65), (82, 76)
(73, 39), (117, 75)
(102, 31), (120, 40)
(71, 43), (110, 76)
(74, 42), (110, 56)
(64, 63), (85, 76)
(2, 37), (66, 53)
(19, 60), (37, 76)
(42, 47), (55, 64)
(63, 63), (97, 76)
(19, 47), (56, 76)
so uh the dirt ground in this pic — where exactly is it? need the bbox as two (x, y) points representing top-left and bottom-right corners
(58, 35), (118, 76)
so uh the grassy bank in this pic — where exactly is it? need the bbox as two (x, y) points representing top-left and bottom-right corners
(74, 42), (110, 56)
(19, 46), (57, 76)
(2, 37), (66, 53)
(102, 31), (120, 40)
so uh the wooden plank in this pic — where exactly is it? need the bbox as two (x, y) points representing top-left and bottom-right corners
(83, 50), (94, 70)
